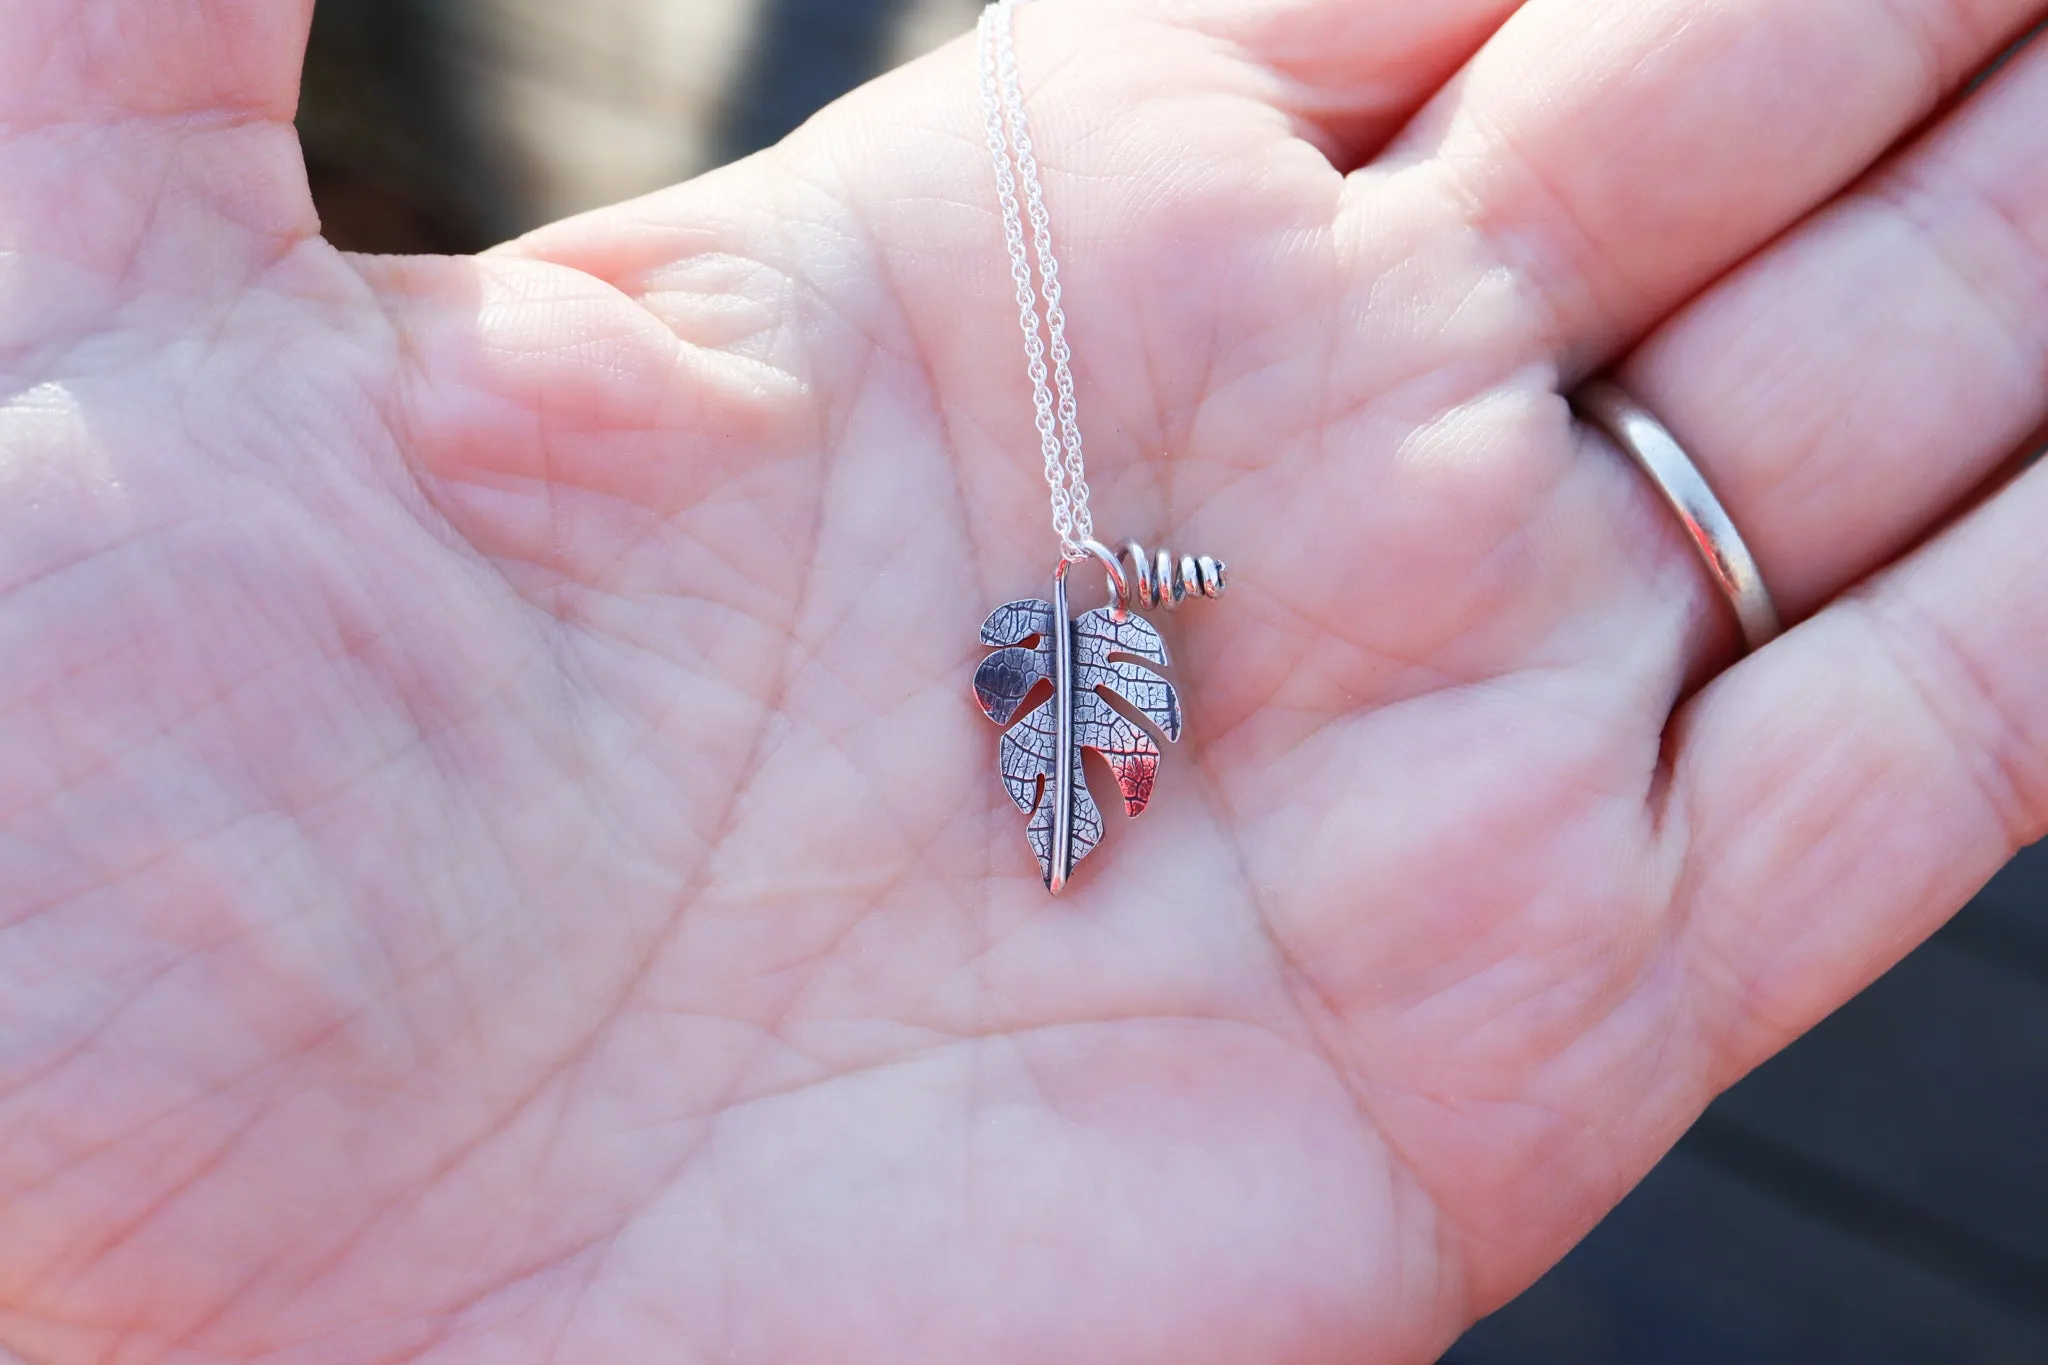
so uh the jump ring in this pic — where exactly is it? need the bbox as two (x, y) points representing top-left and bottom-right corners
(1075, 538), (1132, 618)
(1572, 379), (1782, 653)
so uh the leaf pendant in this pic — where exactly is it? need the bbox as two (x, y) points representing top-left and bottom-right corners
(973, 563), (1183, 893)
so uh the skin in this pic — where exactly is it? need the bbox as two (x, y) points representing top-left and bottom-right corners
(1, 0), (2046, 1359)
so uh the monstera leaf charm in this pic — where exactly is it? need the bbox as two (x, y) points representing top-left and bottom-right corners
(974, 563), (1183, 892)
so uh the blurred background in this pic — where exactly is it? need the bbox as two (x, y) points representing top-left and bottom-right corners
(299, 0), (982, 252)
(297, 3), (2048, 1359)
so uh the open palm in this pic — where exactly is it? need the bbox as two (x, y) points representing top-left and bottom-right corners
(5, 0), (2048, 1360)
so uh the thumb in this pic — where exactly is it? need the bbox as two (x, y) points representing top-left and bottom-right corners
(0, 0), (319, 328)
(0, 0), (313, 126)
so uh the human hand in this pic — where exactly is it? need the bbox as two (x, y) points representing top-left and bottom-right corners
(3, 0), (2045, 1360)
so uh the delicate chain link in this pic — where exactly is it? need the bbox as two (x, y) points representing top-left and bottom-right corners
(978, 0), (1093, 560)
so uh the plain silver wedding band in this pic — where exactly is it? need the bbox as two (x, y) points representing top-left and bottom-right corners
(1572, 380), (1783, 653)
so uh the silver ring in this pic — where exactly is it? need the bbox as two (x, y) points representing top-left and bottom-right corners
(1076, 538), (1133, 619)
(1572, 379), (1782, 653)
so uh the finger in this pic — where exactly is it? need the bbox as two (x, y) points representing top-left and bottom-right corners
(0, 0), (311, 127)
(0, 1), (318, 329)
(513, 0), (1535, 285)
(1395, 0), (2048, 366)
(1614, 27), (2048, 621)
(1146, 0), (1529, 165)
(1672, 453), (2048, 1088)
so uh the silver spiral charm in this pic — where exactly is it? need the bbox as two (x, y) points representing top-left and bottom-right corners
(1119, 540), (1227, 611)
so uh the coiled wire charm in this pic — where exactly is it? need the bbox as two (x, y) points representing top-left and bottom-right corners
(1118, 540), (1227, 612)
(1077, 538), (1227, 619)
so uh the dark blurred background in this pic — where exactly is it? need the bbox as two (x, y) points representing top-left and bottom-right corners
(298, 3), (2048, 1358)
(299, 0), (979, 252)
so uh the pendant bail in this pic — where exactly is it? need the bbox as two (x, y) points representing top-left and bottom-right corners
(1076, 538), (1132, 620)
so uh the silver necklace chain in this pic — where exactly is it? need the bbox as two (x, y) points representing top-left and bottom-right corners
(978, 0), (1094, 562)
(970, 1), (1226, 894)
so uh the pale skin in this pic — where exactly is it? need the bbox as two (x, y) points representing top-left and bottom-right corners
(2, 0), (2047, 1359)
